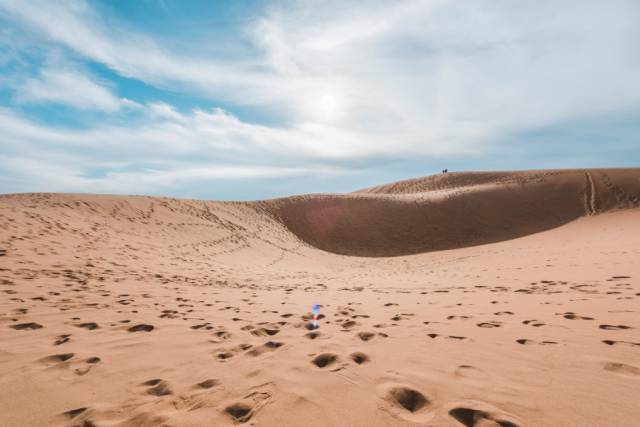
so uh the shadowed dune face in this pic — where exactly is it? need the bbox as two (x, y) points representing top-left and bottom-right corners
(267, 169), (640, 257)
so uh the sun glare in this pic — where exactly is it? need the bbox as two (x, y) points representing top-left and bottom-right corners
(314, 91), (342, 122)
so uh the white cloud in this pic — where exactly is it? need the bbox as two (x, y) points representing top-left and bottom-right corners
(0, 152), (338, 195)
(0, 0), (281, 103)
(251, 0), (640, 149)
(0, 107), (353, 195)
(5, 0), (633, 155)
(146, 102), (186, 122)
(16, 65), (135, 111)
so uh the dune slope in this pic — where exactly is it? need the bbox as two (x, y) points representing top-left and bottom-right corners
(268, 169), (640, 256)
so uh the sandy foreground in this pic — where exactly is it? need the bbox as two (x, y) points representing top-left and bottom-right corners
(0, 169), (639, 426)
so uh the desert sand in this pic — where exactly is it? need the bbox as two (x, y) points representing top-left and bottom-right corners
(1, 168), (639, 426)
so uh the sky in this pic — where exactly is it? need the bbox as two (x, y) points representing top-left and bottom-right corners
(1, 0), (639, 200)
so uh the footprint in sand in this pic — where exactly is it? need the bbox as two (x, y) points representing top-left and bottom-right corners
(10, 322), (43, 330)
(603, 362), (640, 377)
(141, 378), (173, 396)
(357, 331), (376, 341)
(454, 365), (487, 379)
(562, 312), (594, 320)
(54, 334), (71, 345)
(195, 379), (219, 389)
(217, 351), (235, 361)
(74, 357), (101, 376)
(245, 341), (283, 357)
(387, 386), (429, 413)
(224, 388), (272, 423)
(63, 407), (88, 418)
(516, 339), (557, 346)
(214, 344), (252, 362)
(305, 331), (320, 339)
(522, 320), (545, 327)
(599, 324), (631, 330)
(350, 352), (370, 365)
(128, 324), (154, 332)
(602, 340), (640, 347)
(75, 322), (99, 330)
(249, 327), (280, 337)
(60, 407), (91, 424)
(210, 329), (231, 343)
(41, 353), (75, 363)
(191, 322), (215, 330)
(449, 406), (518, 427)
(311, 353), (339, 368)
(225, 402), (253, 423)
(159, 309), (179, 319)
(380, 385), (433, 422)
(340, 320), (358, 330)
(477, 322), (501, 328)
(427, 334), (469, 341)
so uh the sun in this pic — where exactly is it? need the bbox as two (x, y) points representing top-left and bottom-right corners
(300, 85), (345, 123)
(296, 80), (347, 123)
(317, 92), (340, 120)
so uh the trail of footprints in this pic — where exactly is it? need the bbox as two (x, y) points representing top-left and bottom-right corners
(39, 352), (102, 376)
(3, 268), (638, 425)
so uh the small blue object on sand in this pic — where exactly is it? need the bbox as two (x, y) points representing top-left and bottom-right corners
(312, 304), (321, 328)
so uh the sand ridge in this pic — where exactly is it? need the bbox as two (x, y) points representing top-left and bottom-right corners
(270, 168), (640, 256)
(0, 168), (639, 426)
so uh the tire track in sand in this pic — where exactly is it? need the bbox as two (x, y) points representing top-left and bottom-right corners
(584, 172), (597, 215)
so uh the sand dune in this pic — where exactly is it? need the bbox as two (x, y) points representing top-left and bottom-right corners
(0, 168), (639, 426)
(270, 169), (640, 256)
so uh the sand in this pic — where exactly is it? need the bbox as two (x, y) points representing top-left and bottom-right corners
(0, 168), (639, 426)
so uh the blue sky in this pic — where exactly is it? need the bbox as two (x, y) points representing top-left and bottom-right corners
(1, 0), (639, 200)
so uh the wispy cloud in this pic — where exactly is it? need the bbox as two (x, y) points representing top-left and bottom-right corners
(0, 106), (352, 195)
(0, 0), (279, 102)
(15, 64), (136, 111)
